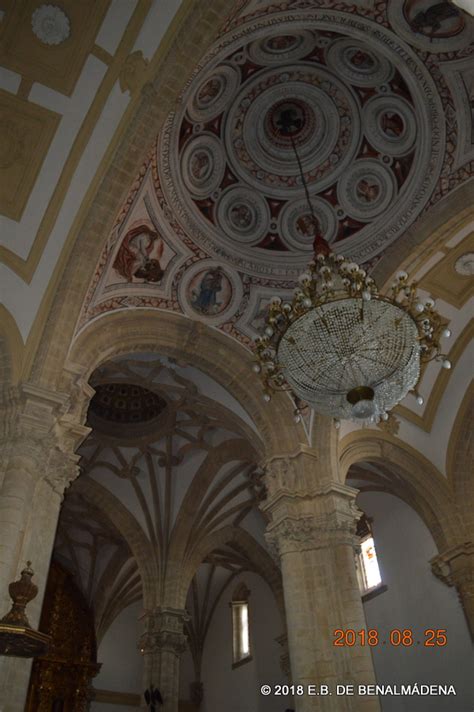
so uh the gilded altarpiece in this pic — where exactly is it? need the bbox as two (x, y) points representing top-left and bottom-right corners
(25, 561), (100, 712)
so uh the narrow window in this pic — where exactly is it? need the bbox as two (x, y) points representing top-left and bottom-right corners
(231, 583), (251, 666)
(356, 515), (383, 594)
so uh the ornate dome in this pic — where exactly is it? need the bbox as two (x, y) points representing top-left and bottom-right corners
(159, 9), (444, 274)
(88, 383), (167, 426)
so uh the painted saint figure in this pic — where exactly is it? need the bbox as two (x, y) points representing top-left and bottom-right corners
(198, 77), (221, 104)
(356, 179), (380, 203)
(190, 152), (210, 181)
(230, 204), (253, 230)
(113, 224), (164, 283)
(348, 48), (375, 70)
(296, 213), (321, 238)
(380, 112), (405, 138)
(192, 268), (224, 314)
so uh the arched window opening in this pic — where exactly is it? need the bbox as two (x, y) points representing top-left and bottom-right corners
(231, 583), (251, 667)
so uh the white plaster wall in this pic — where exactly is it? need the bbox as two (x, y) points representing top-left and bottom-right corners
(91, 600), (143, 711)
(200, 571), (292, 712)
(357, 491), (473, 712)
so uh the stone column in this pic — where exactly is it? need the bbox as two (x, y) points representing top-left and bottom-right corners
(261, 450), (380, 712)
(0, 383), (89, 712)
(276, 632), (291, 680)
(431, 542), (474, 640)
(139, 607), (188, 712)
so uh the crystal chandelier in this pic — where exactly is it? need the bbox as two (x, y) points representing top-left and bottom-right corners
(253, 116), (451, 425)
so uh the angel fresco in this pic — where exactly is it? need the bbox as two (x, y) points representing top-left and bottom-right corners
(113, 224), (164, 283)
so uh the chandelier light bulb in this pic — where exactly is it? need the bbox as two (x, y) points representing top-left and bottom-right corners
(442, 328), (451, 338)
(416, 394), (424, 406)
(252, 364), (261, 373)
(425, 298), (435, 308)
(414, 303), (424, 313)
(263, 393), (271, 402)
(442, 359), (452, 370)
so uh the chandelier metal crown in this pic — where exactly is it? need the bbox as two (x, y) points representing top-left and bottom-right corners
(253, 113), (451, 425)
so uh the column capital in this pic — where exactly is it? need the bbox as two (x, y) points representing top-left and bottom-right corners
(139, 607), (189, 658)
(0, 382), (90, 498)
(430, 542), (474, 588)
(264, 482), (362, 556)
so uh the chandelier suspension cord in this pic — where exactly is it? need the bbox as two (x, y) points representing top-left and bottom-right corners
(290, 134), (317, 226)
(289, 132), (330, 255)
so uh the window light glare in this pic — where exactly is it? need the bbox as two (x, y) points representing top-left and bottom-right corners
(240, 604), (250, 656)
(361, 537), (382, 590)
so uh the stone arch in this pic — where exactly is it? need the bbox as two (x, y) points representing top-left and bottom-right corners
(0, 305), (24, 388)
(372, 184), (474, 287)
(339, 430), (465, 552)
(63, 311), (300, 456)
(179, 525), (285, 624)
(72, 476), (157, 609)
(447, 384), (474, 539)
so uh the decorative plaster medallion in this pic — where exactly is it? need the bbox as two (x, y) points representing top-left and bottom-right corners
(248, 30), (315, 64)
(188, 65), (240, 122)
(31, 5), (70, 46)
(337, 159), (397, 221)
(454, 252), (474, 276)
(326, 39), (393, 87)
(216, 187), (270, 244)
(225, 66), (357, 196)
(181, 134), (226, 198)
(178, 260), (243, 326)
(388, 0), (472, 53)
(363, 95), (417, 156)
(158, 9), (444, 272)
(279, 197), (338, 250)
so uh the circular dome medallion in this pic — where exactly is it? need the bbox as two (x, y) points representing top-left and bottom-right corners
(216, 187), (270, 245)
(248, 30), (315, 64)
(338, 159), (397, 221)
(363, 95), (417, 156)
(326, 39), (393, 87)
(161, 10), (444, 269)
(225, 64), (360, 197)
(179, 260), (243, 326)
(388, 0), (471, 53)
(454, 252), (474, 276)
(279, 197), (338, 251)
(181, 134), (225, 198)
(188, 64), (239, 122)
